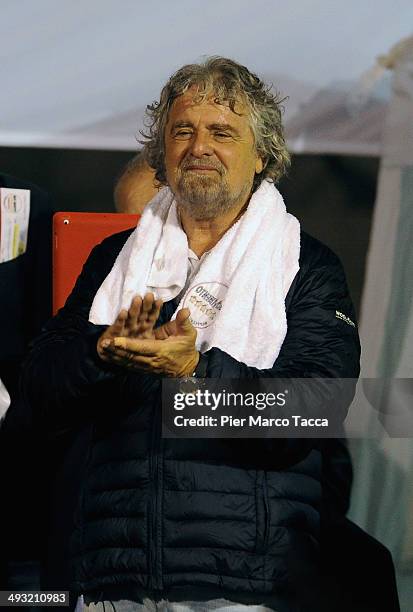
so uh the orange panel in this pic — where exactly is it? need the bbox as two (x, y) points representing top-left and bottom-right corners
(53, 212), (139, 315)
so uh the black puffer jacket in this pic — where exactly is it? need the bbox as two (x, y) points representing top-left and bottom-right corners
(22, 228), (360, 603)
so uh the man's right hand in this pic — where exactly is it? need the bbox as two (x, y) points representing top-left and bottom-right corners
(97, 293), (163, 364)
(97, 294), (199, 377)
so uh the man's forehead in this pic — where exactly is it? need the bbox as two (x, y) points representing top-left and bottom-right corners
(168, 88), (248, 123)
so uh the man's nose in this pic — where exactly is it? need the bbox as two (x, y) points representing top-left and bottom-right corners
(188, 131), (213, 157)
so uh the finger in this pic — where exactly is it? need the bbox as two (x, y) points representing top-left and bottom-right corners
(105, 309), (128, 338)
(105, 346), (155, 365)
(113, 336), (160, 355)
(137, 293), (156, 330)
(100, 338), (113, 350)
(141, 298), (163, 335)
(115, 309), (128, 326)
(135, 295), (163, 338)
(153, 298), (163, 319)
(125, 295), (143, 334)
(140, 292), (155, 318)
(153, 319), (177, 340)
(99, 340), (126, 362)
(175, 308), (196, 336)
(102, 344), (160, 373)
(100, 347), (144, 370)
(101, 340), (137, 360)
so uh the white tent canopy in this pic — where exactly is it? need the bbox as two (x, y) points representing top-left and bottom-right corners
(1, 0), (412, 155)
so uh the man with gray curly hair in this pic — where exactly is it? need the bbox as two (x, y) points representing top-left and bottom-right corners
(23, 57), (360, 611)
(143, 56), (290, 193)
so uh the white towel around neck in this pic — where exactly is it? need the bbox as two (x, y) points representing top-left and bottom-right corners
(89, 180), (300, 369)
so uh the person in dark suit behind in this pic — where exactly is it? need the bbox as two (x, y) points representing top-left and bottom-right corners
(0, 173), (54, 592)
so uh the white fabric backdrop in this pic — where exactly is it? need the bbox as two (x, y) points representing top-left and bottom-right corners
(348, 36), (413, 611)
(0, 1), (412, 155)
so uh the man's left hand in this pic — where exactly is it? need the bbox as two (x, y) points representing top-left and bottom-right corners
(101, 307), (199, 377)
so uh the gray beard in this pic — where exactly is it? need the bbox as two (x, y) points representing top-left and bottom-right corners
(174, 172), (249, 220)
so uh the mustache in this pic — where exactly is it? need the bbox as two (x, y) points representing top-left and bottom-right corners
(180, 158), (224, 174)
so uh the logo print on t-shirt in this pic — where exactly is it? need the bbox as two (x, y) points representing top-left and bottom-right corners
(183, 282), (228, 329)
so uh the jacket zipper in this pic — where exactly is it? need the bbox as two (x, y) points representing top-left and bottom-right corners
(149, 300), (174, 592)
(149, 397), (163, 592)
(256, 470), (271, 554)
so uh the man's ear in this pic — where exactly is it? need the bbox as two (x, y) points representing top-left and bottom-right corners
(255, 156), (264, 174)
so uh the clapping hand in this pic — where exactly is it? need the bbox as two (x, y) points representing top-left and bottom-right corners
(97, 293), (199, 377)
